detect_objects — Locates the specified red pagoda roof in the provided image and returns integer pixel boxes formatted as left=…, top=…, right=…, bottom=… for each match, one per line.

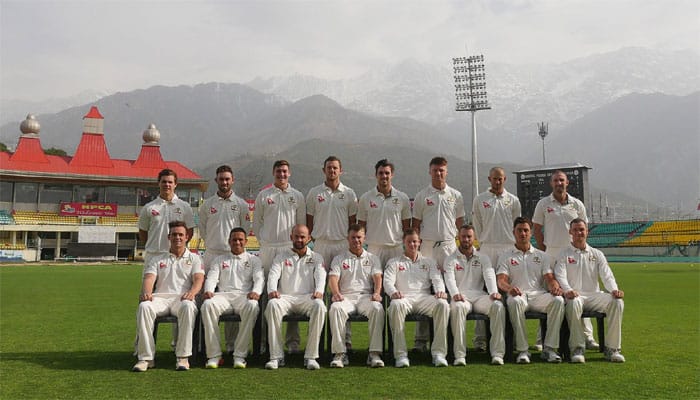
left=0, top=106, right=203, bottom=182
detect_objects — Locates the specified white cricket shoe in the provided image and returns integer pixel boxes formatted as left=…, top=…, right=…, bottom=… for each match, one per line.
left=516, top=351, right=531, bottom=364
left=205, top=357, right=220, bottom=369
left=367, top=352, right=385, bottom=368
left=571, top=347, right=586, bottom=364
left=395, top=356, right=410, bottom=368
left=131, top=360, right=154, bottom=372
left=433, top=354, right=448, bottom=367
left=330, top=353, right=345, bottom=368
left=305, top=358, right=320, bottom=370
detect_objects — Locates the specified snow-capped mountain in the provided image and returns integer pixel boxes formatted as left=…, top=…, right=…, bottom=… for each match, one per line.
left=248, top=47, right=700, bottom=132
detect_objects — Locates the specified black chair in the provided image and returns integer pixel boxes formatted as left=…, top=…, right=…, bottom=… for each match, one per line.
left=447, top=312, right=491, bottom=358
left=153, top=314, right=200, bottom=359
left=386, top=311, right=434, bottom=359
left=278, top=313, right=326, bottom=356
left=326, top=308, right=386, bottom=355
left=560, top=311, right=606, bottom=360
left=504, top=310, right=548, bottom=362
left=197, top=309, right=264, bottom=358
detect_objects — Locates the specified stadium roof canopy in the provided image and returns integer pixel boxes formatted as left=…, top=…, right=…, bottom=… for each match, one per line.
left=0, top=106, right=206, bottom=188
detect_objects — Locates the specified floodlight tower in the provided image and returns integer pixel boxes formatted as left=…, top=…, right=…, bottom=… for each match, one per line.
left=538, top=122, right=548, bottom=165
left=453, top=54, right=491, bottom=198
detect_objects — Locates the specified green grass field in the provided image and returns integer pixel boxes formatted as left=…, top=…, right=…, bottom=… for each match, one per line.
left=1, top=262, right=698, bottom=399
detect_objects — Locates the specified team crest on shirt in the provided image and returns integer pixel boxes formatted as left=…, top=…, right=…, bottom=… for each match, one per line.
left=338, top=193, right=345, bottom=200
left=392, top=198, right=400, bottom=205
left=342, top=262, right=350, bottom=270
left=567, top=256, right=577, bottom=264
left=305, top=257, right=316, bottom=264
left=362, top=259, right=371, bottom=266
left=510, top=258, right=519, bottom=266
left=151, top=208, right=160, bottom=216
left=210, top=207, right=218, bottom=214
left=222, top=261, right=230, bottom=269
left=589, top=255, right=597, bottom=262
left=473, top=259, right=482, bottom=267
left=159, top=261, right=166, bottom=269
left=426, top=198, right=434, bottom=206
left=243, top=261, right=250, bottom=268
left=546, top=207, right=555, bottom=213
left=175, top=208, right=183, bottom=215
left=455, top=263, right=464, bottom=271
left=398, top=264, right=406, bottom=271
left=288, top=197, right=296, bottom=205
left=369, top=201, right=378, bottom=208
left=420, top=263, right=428, bottom=271
left=482, top=201, right=491, bottom=209
left=231, top=205, right=239, bottom=212
left=532, top=256, right=542, bottom=265
left=284, top=259, right=292, bottom=267
left=266, top=198, right=275, bottom=205
left=317, top=194, right=325, bottom=203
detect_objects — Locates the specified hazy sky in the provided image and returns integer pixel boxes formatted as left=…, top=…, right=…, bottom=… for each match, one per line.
left=1, top=0, right=698, bottom=101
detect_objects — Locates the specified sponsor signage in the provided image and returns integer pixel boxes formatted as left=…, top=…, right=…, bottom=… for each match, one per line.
left=60, top=202, right=118, bottom=217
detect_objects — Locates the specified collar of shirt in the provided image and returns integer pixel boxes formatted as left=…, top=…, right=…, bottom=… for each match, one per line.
left=374, top=187, right=395, bottom=198
left=456, top=246, right=478, bottom=261
left=323, top=181, right=348, bottom=193
left=570, top=243, right=591, bottom=254
left=156, top=194, right=180, bottom=205
left=428, top=184, right=449, bottom=194
left=168, top=248, right=192, bottom=260
left=512, top=245, right=535, bottom=256
left=488, top=188, right=507, bottom=198
left=347, top=249, right=367, bottom=259
left=398, top=252, right=425, bottom=264
left=217, top=191, right=236, bottom=201
left=231, top=251, right=248, bottom=260
left=548, top=193, right=570, bottom=205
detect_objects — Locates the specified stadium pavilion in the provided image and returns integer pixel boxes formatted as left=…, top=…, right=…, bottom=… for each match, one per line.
left=0, top=106, right=208, bottom=262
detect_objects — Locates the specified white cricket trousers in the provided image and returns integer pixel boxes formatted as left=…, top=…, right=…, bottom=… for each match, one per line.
left=201, top=293, right=260, bottom=359
left=471, top=243, right=512, bottom=344
left=136, top=295, right=198, bottom=360
left=506, top=292, right=565, bottom=351
left=202, top=249, right=239, bottom=351
left=265, top=295, right=327, bottom=360
left=388, top=294, right=449, bottom=359
left=450, top=295, right=506, bottom=358
left=546, top=246, right=594, bottom=340
left=566, top=292, right=623, bottom=350
left=260, top=243, right=299, bottom=350
left=415, top=240, right=456, bottom=343
left=329, top=295, right=385, bottom=354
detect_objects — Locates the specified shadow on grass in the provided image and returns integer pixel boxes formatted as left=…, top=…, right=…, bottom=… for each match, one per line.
left=2, top=351, right=144, bottom=371
left=1, top=347, right=606, bottom=372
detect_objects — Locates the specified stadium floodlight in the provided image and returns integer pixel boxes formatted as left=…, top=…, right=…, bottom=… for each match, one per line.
left=538, top=122, right=548, bottom=165
left=453, top=54, right=491, bottom=198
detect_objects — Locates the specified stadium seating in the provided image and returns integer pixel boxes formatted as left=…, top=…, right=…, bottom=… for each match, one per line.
left=11, top=210, right=78, bottom=225
left=98, top=214, right=138, bottom=226
left=622, top=219, right=700, bottom=247
left=0, top=210, right=15, bottom=225
left=0, top=243, right=26, bottom=250
left=587, top=222, right=650, bottom=247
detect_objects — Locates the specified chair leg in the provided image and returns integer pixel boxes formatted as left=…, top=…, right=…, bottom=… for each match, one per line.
left=596, top=317, right=605, bottom=353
